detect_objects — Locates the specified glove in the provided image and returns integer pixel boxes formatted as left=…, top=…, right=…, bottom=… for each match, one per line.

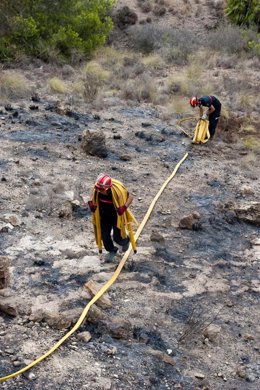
left=201, top=114, right=208, bottom=120
left=117, top=205, right=127, bottom=216
left=88, top=200, right=96, bottom=212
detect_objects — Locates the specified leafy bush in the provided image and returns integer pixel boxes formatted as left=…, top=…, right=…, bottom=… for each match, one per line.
left=241, top=29, right=260, bottom=56
left=225, top=0, right=260, bottom=30
left=0, top=0, right=115, bottom=62
left=127, top=25, right=199, bottom=64
left=207, top=23, right=247, bottom=54
left=127, top=25, right=162, bottom=53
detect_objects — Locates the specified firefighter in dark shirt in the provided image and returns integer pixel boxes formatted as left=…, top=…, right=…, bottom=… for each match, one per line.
left=190, top=95, right=221, bottom=138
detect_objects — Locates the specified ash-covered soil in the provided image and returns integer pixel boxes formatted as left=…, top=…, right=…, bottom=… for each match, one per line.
left=0, top=88, right=259, bottom=390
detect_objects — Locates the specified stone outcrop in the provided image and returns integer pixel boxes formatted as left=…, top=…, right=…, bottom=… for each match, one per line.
left=0, top=256, right=10, bottom=289
left=81, top=130, right=108, bottom=158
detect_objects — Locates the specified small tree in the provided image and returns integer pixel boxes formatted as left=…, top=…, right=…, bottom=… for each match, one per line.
left=225, top=0, right=260, bottom=30
left=0, top=0, right=115, bottom=62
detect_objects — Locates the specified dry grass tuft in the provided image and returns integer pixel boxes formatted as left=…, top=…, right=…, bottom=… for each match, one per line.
left=242, top=136, right=260, bottom=150
left=71, top=60, right=112, bottom=103
left=48, top=77, right=66, bottom=94
left=160, top=97, right=188, bottom=120
left=239, top=123, right=257, bottom=134
left=237, top=93, right=256, bottom=111
left=165, top=62, right=213, bottom=98
left=141, top=53, right=166, bottom=70
left=93, top=47, right=131, bottom=67
left=121, top=75, right=158, bottom=103
left=0, top=71, right=32, bottom=99
left=82, top=61, right=111, bottom=82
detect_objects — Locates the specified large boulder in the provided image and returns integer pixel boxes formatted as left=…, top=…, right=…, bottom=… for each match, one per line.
left=179, top=212, right=201, bottom=230
left=81, top=130, right=108, bottom=158
left=233, top=202, right=260, bottom=226
left=0, top=256, right=10, bottom=289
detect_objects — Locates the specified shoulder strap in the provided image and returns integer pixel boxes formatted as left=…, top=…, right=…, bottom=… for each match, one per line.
left=209, top=96, right=212, bottom=105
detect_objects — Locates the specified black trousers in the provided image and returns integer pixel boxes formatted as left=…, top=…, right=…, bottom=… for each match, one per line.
left=209, top=110, right=221, bottom=138
left=100, top=213, right=129, bottom=252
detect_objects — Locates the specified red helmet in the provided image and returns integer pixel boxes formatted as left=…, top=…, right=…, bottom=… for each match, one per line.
left=95, top=174, right=112, bottom=190
left=190, top=97, right=198, bottom=107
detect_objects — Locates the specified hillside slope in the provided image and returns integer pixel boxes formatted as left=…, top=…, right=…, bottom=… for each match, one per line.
left=0, top=1, right=259, bottom=389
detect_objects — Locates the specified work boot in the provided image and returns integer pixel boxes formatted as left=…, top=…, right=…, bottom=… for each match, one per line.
left=122, top=241, right=129, bottom=252
left=104, top=247, right=118, bottom=263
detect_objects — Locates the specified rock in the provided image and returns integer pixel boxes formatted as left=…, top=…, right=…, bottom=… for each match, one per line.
left=101, top=318, right=132, bottom=339
left=1, top=214, right=22, bottom=226
left=233, top=202, right=260, bottom=226
left=153, top=5, right=166, bottom=17
left=243, top=333, right=254, bottom=341
left=0, top=300, right=18, bottom=316
left=62, top=190, right=75, bottom=201
left=224, top=210, right=237, bottom=224
left=5, top=348, right=15, bottom=354
left=147, top=348, right=176, bottom=366
left=13, top=360, right=22, bottom=367
left=44, top=312, right=72, bottom=330
left=84, top=280, right=112, bottom=309
left=23, top=371, right=36, bottom=380
left=58, top=201, right=73, bottom=219
left=135, top=130, right=165, bottom=144
left=0, top=222, right=14, bottom=232
left=150, top=231, right=165, bottom=243
left=88, top=305, right=107, bottom=324
left=77, top=331, right=92, bottom=343
left=179, top=212, right=201, bottom=230
left=119, top=154, right=131, bottom=161
left=240, top=185, right=254, bottom=196
left=94, top=377, right=112, bottom=390
left=29, top=309, right=44, bottom=323
left=0, top=256, right=10, bottom=289
left=236, top=366, right=247, bottom=379
left=31, top=93, right=40, bottom=102
left=106, top=346, right=117, bottom=355
left=81, top=130, right=108, bottom=158
left=113, top=134, right=122, bottom=139
left=203, top=324, right=221, bottom=341
left=194, top=372, right=205, bottom=379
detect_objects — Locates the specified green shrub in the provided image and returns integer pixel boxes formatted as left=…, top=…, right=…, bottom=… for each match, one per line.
left=241, top=29, right=260, bottom=56
left=225, top=0, right=260, bottom=30
left=0, top=0, right=115, bottom=62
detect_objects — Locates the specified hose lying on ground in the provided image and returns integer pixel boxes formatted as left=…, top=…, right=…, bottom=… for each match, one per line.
left=0, top=152, right=189, bottom=382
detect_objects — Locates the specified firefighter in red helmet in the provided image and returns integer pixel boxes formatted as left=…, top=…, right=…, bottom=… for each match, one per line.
left=88, top=174, right=135, bottom=261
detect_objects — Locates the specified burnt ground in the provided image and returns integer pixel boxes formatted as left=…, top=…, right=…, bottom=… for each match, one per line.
left=0, top=92, right=259, bottom=390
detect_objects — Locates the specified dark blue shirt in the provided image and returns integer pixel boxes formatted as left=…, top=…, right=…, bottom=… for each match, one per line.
left=198, top=96, right=221, bottom=114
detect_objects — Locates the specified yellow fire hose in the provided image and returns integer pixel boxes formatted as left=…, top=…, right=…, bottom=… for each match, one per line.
left=176, top=117, right=195, bottom=138
left=0, top=152, right=188, bottom=383
left=176, top=117, right=210, bottom=144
